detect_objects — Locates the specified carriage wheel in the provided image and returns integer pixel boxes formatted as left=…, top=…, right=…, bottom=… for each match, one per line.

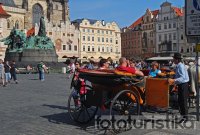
left=68, top=85, right=98, bottom=124
left=110, top=90, right=140, bottom=132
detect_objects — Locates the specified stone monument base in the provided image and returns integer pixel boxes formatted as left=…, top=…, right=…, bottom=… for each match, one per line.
left=5, top=49, right=58, bottom=62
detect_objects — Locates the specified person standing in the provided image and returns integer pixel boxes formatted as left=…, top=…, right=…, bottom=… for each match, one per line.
left=4, top=61, right=11, bottom=85
left=10, top=61, right=18, bottom=84
left=168, top=53, right=189, bottom=123
left=37, top=62, right=48, bottom=81
left=0, top=59, right=5, bottom=87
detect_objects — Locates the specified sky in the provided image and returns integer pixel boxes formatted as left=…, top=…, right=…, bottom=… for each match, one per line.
left=69, top=0, right=184, bottom=28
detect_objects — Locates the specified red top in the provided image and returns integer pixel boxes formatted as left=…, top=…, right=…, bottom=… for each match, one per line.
left=116, top=66, right=136, bottom=74
left=0, top=3, right=10, bottom=18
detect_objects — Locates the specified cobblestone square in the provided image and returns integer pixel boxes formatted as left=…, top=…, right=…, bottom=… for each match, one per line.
left=0, top=74, right=200, bottom=135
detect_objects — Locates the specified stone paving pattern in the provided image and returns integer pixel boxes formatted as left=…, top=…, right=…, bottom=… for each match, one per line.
left=0, top=74, right=200, bottom=135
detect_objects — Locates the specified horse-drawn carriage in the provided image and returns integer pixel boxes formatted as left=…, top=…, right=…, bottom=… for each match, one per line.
left=67, top=69, right=177, bottom=124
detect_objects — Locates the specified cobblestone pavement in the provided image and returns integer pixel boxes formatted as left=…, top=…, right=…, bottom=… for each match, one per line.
left=0, top=74, right=200, bottom=135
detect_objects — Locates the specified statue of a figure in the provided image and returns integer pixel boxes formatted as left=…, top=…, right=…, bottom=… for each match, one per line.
left=0, top=27, right=26, bottom=52
left=38, top=16, right=46, bottom=37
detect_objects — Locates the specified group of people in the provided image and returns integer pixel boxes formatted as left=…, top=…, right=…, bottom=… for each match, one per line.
left=71, top=53, right=193, bottom=124
left=0, top=59, right=18, bottom=87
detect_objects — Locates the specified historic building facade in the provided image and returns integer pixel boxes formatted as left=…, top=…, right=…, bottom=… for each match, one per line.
left=72, top=19, right=121, bottom=62
left=121, top=27, right=142, bottom=59
left=141, top=9, right=158, bottom=58
left=0, top=0, right=79, bottom=61
left=155, top=1, right=195, bottom=57
left=122, top=8, right=158, bottom=60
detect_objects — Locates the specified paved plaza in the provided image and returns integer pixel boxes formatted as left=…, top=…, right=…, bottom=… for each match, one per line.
left=0, top=74, right=200, bottom=135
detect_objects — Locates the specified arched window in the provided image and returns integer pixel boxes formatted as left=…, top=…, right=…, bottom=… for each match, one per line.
left=11, top=20, right=14, bottom=28
left=7, top=20, right=10, bottom=28
left=32, top=3, right=44, bottom=26
left=15, top=21, right=19, bottom=29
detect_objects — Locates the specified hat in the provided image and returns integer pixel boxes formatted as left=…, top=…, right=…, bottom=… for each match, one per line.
left=173, top=53, right=183, bottom=59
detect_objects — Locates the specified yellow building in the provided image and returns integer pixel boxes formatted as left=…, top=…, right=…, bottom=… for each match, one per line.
left=72, top=19, right=121, bottom=62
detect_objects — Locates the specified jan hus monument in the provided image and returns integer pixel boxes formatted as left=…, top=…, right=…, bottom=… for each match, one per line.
left=1, top=17, right=58, bottom=62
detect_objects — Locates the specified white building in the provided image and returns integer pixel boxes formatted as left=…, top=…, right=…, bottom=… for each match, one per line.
left=72, top=19, right=121, bottom=62
left=156, top=1, right=195, bottom=57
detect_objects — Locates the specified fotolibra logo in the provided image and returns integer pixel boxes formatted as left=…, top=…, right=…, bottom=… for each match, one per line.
left=95, top=114, right=197, bottom=130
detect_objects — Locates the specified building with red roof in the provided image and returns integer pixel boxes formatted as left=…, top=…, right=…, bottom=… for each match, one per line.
left=155, top=1, right=195, bottom=57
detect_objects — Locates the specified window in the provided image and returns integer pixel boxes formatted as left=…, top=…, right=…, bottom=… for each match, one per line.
left=173, top=33, right=176, bottom=40
left=63, top=45, right=66, bottom=50
left=98, top=46, right=100, bottom=52
left=15, top=21, right=19, bottom=29
left=102, top=47, right=104, bottom=52
left=180, top=24, right=183, bottom=29
left=98, top=30, right=100, bottom=33
left=92, top=46, right=95, bottom=52
left=83, top=29, right=85, bottom=32
left=173, top=23, right=176, bottom=28
left=169, top=23, right=172, bottom=29
left=71, top=34, right=74, bottom=37
left=164, top=23, right=167, bottom=29
left=74, top=45, right=77, bottom=51
left=164, top=34, right=167, bottom=41
left=173, top=43, right=177, bottom=51
left=88, top=46, right=90, bottom=51
left=7, top=20, right=10, bottom=28
left=181, top=47, right=184, bottom=53
left=187, top=48, right=189, bottom=53
left=49, top=32, right=52, bottom=35
left=88, top=29, right=90, bottom=33
left=110, top=31, right=112, bottom=35
left=106, top=31, right=108, bottom=34
left=102, top=30, right=104, bottom=34
left=102, top=38, right=104, bottom=42
left=110, top=47, right=113, bottom=52
left=83, top=45, right=85, bottom=51
left=116, top=40, right=118, bottom=44
left=83, top=36, right=85, bottom=41
left=69, top=45, right=72, bottom=51
left=88, top=36, right=90, bottom=41
left=92, top=37, right=94, bottom=41
left=110, top=38, right=112, bottom=43
left=158, top=25, right=161, bottom=30
left=193, top=46, right=196, bottom=52
left=92, top=29, right=94, bottom=33
left=106, top=38, right=108, bottom=42
left=169, top=33, right=172, bottom=41
left=63, top=33, right=65, bottom=36
left=181, top=34, right=184, bottom=40
left=116, top=48, right=118, bottom=53
left=98, top=37, right=100, bottom=42
left=159, top=35, right=162, bottom=42
left=55, top=5, right=58, bottom=10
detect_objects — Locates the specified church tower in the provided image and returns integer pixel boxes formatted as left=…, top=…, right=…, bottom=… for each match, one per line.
left=22, top=0, right=28, bottom=10
left=62, top=0, right=70, bottom=22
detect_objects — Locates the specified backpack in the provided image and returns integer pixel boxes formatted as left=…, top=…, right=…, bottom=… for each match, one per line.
left=37, top=63, right=43, bottom=71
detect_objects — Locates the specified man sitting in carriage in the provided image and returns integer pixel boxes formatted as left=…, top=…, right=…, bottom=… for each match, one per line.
left=116, top=57, right=144, bottom=76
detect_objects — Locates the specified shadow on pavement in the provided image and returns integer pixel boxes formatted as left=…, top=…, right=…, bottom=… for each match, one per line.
left=42, top=104, right=68, bottom=110
left=41, top=112, right=107, bottom=134
left=29, top=79, right=39, bottom=80
left=41, top=104, right=108, bottom=134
